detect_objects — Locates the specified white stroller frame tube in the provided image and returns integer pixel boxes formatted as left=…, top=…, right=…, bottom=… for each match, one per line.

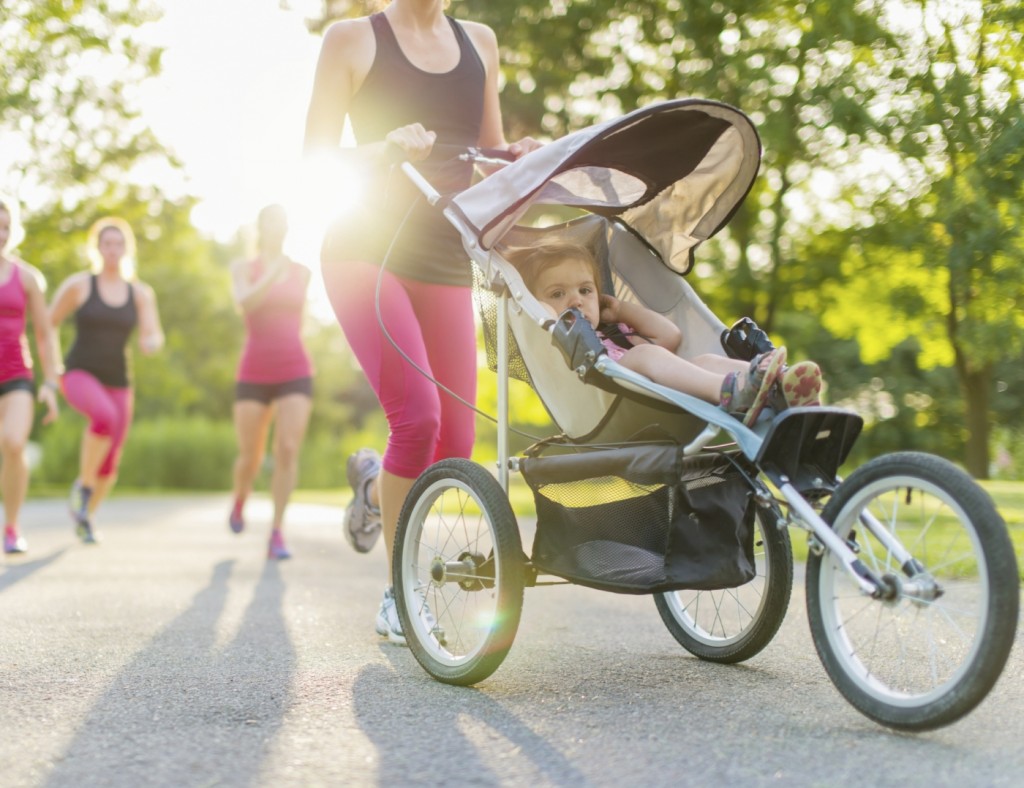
left=496, top=288, right=511, bottom=493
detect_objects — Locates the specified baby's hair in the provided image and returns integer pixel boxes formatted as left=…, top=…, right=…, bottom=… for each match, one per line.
left=507, top=240, right=599, bottom=293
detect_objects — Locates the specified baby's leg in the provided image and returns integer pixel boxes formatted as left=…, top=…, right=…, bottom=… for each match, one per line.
left=619, top=344, right=725, bottom=403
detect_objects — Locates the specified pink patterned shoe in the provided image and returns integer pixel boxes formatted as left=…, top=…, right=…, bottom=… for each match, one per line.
left=721, top=347, right=787, bottom=426
left=781, top=361, right=822, bottom=407
left=267, top=530, right=291, bottom=560
left=3, top=525, right=27, bottom=554
left=229, top=500, right=245, bottom=534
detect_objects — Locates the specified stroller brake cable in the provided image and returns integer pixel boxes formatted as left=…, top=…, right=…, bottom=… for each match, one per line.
left=374, top=190, right=547, bottom=444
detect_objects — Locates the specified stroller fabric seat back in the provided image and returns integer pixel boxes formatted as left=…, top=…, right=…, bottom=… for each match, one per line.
left=476, top=214, right=727, bottom=444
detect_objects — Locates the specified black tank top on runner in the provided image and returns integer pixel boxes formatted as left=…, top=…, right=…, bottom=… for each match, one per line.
left=65, top=275, right=138, bottom=387
left=325, top=13, right=486, bottom=286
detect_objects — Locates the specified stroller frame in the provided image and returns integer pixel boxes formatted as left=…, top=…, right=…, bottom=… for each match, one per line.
left=389, top=101, right=1019, bottom=732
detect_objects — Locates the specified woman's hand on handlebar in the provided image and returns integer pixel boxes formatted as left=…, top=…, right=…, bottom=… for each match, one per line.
left=385, top=123, right=437, bottom=163
left=506, top=136, right=543, bottom=159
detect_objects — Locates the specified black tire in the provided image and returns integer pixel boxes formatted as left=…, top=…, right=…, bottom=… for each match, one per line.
left=655, top=507, right=793, bottom=663
left=393, top=459, right=525, bottom=685
left=806, top=452, right=1020, bottom=731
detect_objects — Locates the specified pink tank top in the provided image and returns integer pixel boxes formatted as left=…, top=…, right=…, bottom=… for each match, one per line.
left=237, top=259, right=313, bottom=382
left=236, top=260, right=313, bottom=384
left=0, top=262, right=33, bottom=384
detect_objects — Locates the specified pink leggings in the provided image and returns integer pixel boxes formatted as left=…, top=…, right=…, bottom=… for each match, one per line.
left=61, top=370, right=134, bottom=478
left=323, top=261, right=477, bottom=479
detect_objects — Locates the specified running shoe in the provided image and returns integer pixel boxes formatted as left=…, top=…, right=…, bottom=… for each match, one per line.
left=344, top=448, right=382, bottom=554
left=780, top=360, right=823, bottom=407
left=75, top=520, right=98, bottom=545
left=375, top=586, right=406, bottom=645
left=68, top=481, right=98, bottom=545
left=3, top=526, right=27, bottom=554
left=375, top=586, right=445, bottom=646
left=267, top=530, right=291, bottom=560
left=229, top=500, right=245, bottom=534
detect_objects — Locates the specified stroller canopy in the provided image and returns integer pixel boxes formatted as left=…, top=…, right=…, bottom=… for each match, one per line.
left=451, top=99, right=761, bottom=274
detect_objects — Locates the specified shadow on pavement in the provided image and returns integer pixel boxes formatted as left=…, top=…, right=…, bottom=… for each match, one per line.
left=0, top=549, right=68, bottom=595
left=353, top=653, right=587, bottom=786
left=45, top=559, right=295, bottom=787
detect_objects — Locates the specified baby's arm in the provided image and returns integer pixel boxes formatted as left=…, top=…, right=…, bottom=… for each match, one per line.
left=600, top=295, right=681, bottom=352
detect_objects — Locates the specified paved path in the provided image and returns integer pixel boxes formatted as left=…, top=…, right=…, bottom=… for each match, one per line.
left=2, top=494, right=1022, bottom=787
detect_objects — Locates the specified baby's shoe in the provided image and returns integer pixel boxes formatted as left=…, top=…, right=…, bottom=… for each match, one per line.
left=720, top=347, right=787, bottom=426
left=780, top=361, right=822, bottom=407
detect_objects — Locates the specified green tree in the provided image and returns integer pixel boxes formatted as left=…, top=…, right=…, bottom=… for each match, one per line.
left=0, top=0, right=167, bottom=201
left=804, top=0, right=1024, bottom=477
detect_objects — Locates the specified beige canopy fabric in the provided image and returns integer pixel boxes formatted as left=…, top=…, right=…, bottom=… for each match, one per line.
left=450, top=99, right=761, bottom=273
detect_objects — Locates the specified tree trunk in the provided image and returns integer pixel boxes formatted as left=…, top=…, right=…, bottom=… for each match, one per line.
left=960, top=365, right=992, bottom=479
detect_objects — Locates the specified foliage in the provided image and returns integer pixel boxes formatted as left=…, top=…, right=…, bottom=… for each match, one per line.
left=0, top=0, right=168, bottom=203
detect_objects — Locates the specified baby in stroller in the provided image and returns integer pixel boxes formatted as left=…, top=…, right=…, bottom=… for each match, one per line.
left=509, top=240, right=822, bottom=426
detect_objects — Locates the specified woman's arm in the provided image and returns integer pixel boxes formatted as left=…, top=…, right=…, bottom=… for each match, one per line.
left=231, top=257, right=288, bottom=314
left=134, top=281, right=164, bottom=355
left=465, top=21, right=542, bottom=159
left=48, top=273, right=88, bottom=389
left=600, top=295, right=682, bottom=352
left=303, top=19, right=414, bottom=164
left=21, top=264, right=59, bottom=423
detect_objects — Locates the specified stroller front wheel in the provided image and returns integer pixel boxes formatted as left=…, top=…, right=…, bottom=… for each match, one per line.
left=394, top=458, right=525, bottom=685
left=806, top=452, right=1019, bottom=731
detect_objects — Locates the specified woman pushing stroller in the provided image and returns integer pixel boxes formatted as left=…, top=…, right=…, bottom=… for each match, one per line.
left=510, top=241, right=823, bottom=425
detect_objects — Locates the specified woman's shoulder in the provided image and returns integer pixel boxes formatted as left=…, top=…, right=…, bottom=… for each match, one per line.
left=131, top=279, right=157, bottom=302
left=322, top=15, right=375, bottom=51
left=457, top=18, right=498, bottom=49
left=59, top=270, right=92, bottom=290
left=13, top=258, right=47, bottom=293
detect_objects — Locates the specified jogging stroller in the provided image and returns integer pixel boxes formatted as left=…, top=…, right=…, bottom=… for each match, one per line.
left=388, top=99, right=1019, bottom=731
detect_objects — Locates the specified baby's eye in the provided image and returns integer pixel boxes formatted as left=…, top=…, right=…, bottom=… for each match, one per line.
left=580, top=286, right=594, bottom=296
left=549, top=289, right=565, bottom=299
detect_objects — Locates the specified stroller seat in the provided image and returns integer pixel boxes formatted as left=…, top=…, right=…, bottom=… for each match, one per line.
left=476, top=213, right=730, bottom=446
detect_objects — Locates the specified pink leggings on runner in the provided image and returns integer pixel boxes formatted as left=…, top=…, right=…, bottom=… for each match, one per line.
left=61, top=370, right=134, bottom=478
left=323, top=261, right=477, bottom=479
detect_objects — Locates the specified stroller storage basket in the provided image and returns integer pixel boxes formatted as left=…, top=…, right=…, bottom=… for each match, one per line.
left=520, top=447, right=756, bottom=594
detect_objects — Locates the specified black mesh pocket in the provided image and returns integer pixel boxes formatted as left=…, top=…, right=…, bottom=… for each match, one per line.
left=522, top=447, right=755, bottom=594
left=665, top=461, right=757, bottom=590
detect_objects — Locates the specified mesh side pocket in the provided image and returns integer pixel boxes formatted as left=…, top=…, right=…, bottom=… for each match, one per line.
left=522, top=447, right=756, bottom=594
left=473, top=267, right=534, bottom=386
left=664, top=464, right=756, bottom=590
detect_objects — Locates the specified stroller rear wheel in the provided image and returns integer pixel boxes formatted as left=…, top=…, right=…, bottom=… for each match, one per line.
left=394, top=458, right=525, bottom=685
left=654, top=507, right=793, bottom=662
left=806, top=452, right=1019, bottom=731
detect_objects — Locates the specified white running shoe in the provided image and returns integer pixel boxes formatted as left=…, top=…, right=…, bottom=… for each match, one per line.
left=375, top=586, right=406, bottom=645
left=375, top=586, right=445, bottom=647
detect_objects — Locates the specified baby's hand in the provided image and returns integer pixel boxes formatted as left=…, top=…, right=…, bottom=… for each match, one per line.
left=599, top=294, right=620, bottom=323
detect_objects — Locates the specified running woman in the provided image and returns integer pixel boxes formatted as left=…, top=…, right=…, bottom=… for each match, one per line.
left=228, top=204, right=314, bottom=560
left=0, top=197, right=60, bottom=555
left=303, top=0, right=541, bottom=643
left=49, top=217, right=164, bottom=544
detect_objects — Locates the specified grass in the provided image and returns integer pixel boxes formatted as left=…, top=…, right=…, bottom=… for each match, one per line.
left=33, top=475, right=1024, bottom=577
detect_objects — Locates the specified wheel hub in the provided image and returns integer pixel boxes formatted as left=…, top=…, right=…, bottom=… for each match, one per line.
left=429, top=552, right=490, bottom=591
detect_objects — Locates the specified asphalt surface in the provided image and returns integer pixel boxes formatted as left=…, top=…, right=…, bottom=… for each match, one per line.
left=2, top=494, right=1022, bottom=787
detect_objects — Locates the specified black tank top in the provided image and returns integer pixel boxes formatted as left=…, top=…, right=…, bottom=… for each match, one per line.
left=65, top=275, right=138, bottom=387
left=335, top=13, right=486, bottom=285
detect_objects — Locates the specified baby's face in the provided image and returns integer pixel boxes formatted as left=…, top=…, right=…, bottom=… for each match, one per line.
left=532, top=257, right=600, bottom=327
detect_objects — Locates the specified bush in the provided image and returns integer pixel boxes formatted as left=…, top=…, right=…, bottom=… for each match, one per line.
left=29, top=414, right=388, bottom=492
